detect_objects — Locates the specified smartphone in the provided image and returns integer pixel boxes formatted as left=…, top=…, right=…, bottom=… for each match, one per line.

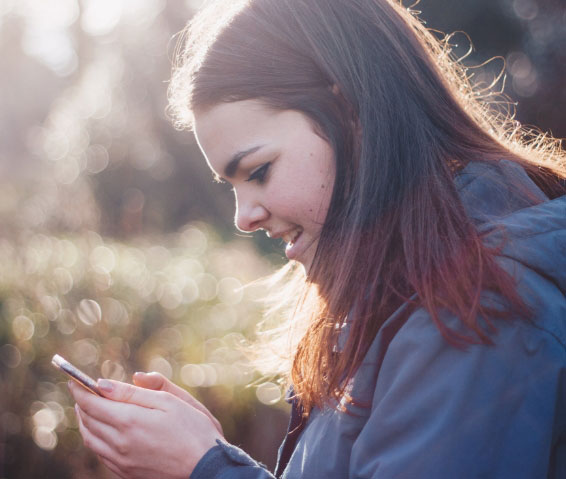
left=52, top=354, right=102, bottom=396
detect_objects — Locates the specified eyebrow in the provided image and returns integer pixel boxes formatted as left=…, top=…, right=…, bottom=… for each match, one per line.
left=224, top=145, right=263, bottom=178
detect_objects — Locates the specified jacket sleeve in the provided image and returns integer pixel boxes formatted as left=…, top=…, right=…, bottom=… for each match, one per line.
left=348, top=303, right=565, bottom=479
left=190, top=440, right=276, bottom=479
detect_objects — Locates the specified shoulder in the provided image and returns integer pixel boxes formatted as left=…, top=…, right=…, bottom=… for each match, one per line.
left=347, top=296, right=566, bottom=478
left=482, top=193, right=566, bottom=349
left=456, top=159, right=566, bottom=348
left=380, top=300, right=564, bottom=390
left=369, top=159, right=566, bottom=403
left=377, top=248, right=566, bottom=399
left=345, top=162, right=566, bottom=477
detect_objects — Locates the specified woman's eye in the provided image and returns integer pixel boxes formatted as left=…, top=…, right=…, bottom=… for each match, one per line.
left=245, top=163, right=271, bottom=184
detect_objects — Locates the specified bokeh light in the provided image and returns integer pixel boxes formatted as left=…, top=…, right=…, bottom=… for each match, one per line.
left=12, top=315, right=35, bottom=341
left=56, top=309, right=77, bottom=335
left=148, top=356, right=173, bottom=379
left=76, top=299, right=102, bottom=326
left=181, top=364, right=205, bottom=388
left=0, top=344, right=22, bottom=368
left=71, top=339, right=100, bottom=366
left=256, top=382, right=282, bottom=406
left=33, top=427, right=58, bottom=451
left=101, top=359, right=126, bottom=381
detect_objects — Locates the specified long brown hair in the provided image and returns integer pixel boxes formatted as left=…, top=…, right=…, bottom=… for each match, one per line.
left=168, top=0, right=566, bottom=414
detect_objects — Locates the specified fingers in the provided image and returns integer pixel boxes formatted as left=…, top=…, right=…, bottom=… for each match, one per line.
left=75, top=403, right=119, bottom=449
left=69, top=381, right=121, bottom=428
left=72, top=376, right=224, bottom=478
left=133, top=372, right=224, bottom=436
left=95, top=378, right=168, bottom=410
left=99, top=457, right=126, bottom=479
left=69, top=381, right=151, bottom=429
left=75, top=404, right=117, bottom=463
left=99, top=456, right=126, bottom=479
left=132, top=371, right=166, bottom=390
left=75, top=403, right=142, bottom=478
left=133, top=372, right=191, bottom=401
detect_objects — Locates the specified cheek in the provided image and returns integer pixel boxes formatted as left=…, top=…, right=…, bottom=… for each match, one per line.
left=310, top=160, right=335, bottom=218
left=315, top=185, right=333, bottom=223
left=301, top=182, right=333, bottom=226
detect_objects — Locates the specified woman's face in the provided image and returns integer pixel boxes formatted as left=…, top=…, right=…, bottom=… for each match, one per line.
left=194, top=99, right=335, bottom=271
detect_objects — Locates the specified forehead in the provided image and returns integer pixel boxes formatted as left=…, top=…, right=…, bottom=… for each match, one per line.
left=194, top=100, right=275, bottom=166
left=194, top=100, right=270, bottom=138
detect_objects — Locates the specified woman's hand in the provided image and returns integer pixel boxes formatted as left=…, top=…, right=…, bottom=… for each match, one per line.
left=68, top=378, right=224, bottom=479
left=131, top=371, right=223, bottom=436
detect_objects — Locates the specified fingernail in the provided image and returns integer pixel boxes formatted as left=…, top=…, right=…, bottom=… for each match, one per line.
left=98, top=379, right=113, bottom=392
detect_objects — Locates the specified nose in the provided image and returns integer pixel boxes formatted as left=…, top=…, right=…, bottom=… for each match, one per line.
left=234, top=193, right=269, bottom=233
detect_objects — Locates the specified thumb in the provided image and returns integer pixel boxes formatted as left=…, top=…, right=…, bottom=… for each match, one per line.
left=132, top=372, right=190, bottom=401
left=96, top=378, right=166, bottom=410
left=133, top=372, right=197, bottom=406
left=132, top=371, right=166, bottom=391
left=133, top=372, right=224, bottom=436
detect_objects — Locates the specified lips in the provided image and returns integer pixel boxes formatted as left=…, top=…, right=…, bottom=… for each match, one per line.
left=267, top=227, right=305, bottom=260
left=284, top=230, right=304, bottom=260
left=281, top=228, right=302, bottom=245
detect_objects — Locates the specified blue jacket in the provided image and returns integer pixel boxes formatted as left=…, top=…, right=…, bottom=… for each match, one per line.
left=191, top=160, right=566, bottom=478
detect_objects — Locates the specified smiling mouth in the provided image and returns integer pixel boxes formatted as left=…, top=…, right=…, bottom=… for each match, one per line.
left=282, top=228, right=302, bottom=246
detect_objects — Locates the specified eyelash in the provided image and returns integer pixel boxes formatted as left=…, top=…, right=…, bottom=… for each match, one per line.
left=245, top=163, right=271, bottom=184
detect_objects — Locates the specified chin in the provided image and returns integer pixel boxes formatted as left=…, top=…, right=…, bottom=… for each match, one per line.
left=300, top=257, right=315, bottom=278
left=290, top=244, right=317, bottom=278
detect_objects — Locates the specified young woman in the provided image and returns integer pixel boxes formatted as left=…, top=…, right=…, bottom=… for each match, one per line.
left=69, top=0, right=566, bottom=477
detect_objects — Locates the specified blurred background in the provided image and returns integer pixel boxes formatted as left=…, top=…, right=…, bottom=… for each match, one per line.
left=0, top=0, right=564, bottom=477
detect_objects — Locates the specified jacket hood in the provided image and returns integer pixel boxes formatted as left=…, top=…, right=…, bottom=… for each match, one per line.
left=456, top=160, right=566, bottom=295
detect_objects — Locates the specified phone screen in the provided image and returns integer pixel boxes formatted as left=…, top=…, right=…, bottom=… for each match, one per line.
left=52, top=354, right=102, bottom=396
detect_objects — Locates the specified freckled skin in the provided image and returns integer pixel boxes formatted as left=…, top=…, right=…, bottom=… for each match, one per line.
left=194, top=100, right=336, bottom=271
